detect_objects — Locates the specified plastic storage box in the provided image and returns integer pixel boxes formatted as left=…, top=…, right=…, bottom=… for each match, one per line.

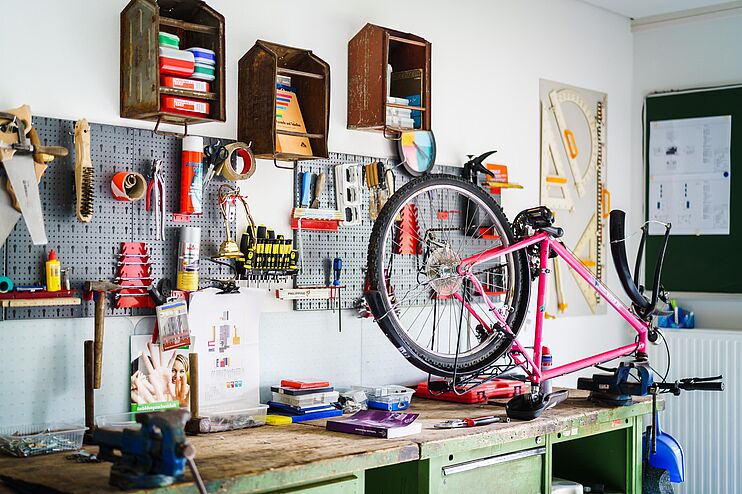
left=161, top=76, right=210, bottom=93
left=272, top=391, right=339, bottom=408
left=159, top=31, right=180, bottom=48
left=98, top=405, right=268, bottom=434
left=160, top=96, right=209, bottom=117
left=0, top=423, right=87, bottom=457
left=159, top=46, right=195, bottom=77
left=353, top=385, right=415, bottom=411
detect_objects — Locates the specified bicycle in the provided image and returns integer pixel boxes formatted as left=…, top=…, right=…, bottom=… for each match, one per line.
left=364, top=166, right=723, bottom=421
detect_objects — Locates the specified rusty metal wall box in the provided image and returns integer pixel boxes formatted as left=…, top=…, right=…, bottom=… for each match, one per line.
left=238, top=41, right=330, bottom=161
left=120, top=0, right=226, bottom=126
left=347, top=23, right=431, bottom=133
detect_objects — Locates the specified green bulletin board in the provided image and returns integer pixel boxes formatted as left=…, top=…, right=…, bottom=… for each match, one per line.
left=645, top=86, right=741, bottom=293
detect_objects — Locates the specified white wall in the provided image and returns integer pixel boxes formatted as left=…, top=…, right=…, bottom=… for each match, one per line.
left=0, top=0, right=636, bottom=426
left=632, top=10, right=742, bottom=330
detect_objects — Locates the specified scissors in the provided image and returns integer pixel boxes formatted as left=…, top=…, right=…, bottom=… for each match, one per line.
left=203, top=141, right=228, bottom=190
left=146, top=158, right=165, bottom=240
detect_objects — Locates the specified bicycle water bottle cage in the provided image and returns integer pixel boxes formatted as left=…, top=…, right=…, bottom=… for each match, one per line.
left=609, top=210, right=670, bottom=320
left=513, top=207, right=564, bottom=240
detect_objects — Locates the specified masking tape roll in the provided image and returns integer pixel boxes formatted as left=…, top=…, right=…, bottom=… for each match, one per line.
left=111, top=171, right=146, bottom=202
left=220, top=142, right=256, bottom=181
left=0, top=276, right=14, bottom=293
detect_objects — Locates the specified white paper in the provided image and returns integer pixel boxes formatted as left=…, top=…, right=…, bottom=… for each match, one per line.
left=648, top=115, right=731, bottom=235
left=188, top=288, right=264, bottom=410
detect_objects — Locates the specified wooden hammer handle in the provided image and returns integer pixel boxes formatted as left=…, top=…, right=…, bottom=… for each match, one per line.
left=93, top=292, right=105, bottom=389
left=189, top=352, right=199, bottom=418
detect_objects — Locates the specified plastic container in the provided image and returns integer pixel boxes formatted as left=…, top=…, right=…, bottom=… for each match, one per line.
left=161, top=95, right=209, bottom=117
left=272, top=390, right=339, bottom=408
left=191, top=63, right=216, bottom=82
left=352, top=385, right=415, bottom=411
left=159, top=31, right=180, bottom=48
left=96, top=411, right=147, bottom=430
left=161, top=76, right=209, bottom=93
left=186, top=47, right=216, bottom=65
left=159, top=46, right=195, bottom=77
left=0, top=423, right=87, bottom=457
left=195, top=405, right=268, bottom=432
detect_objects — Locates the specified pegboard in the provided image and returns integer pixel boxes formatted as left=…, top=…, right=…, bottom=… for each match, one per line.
left=1, top=116, right=236, bottom=320
left=292, top=154, right=501, bottom=311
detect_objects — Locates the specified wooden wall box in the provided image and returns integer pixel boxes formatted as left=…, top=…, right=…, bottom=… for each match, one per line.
left=120, top=0, right=226, bottom=126
left=348, top=23, right=431, bottom=133
left=238, top=41, right=330, bottom=161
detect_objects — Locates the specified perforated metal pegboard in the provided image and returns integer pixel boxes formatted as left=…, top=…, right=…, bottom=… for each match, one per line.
left=292, top=154, right=499, bottom=311
left=2, top=116, right=235, bottom=320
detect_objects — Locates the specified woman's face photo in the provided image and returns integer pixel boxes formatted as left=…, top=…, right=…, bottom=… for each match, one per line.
left=172, top=358, right=187, bottom=384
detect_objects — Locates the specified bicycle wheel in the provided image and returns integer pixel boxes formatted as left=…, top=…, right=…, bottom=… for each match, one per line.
left=366, top=174, right=530, bottom=378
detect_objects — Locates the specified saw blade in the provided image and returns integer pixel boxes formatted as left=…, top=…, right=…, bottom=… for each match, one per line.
left=2, top=153, right=47, bottom=244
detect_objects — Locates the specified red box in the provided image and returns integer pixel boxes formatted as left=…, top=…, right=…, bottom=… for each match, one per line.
left=416, top=378, right=525, bottom=404
left=161, top=76, right=209, bottom=93
left=160, top=96, right=209, bottom=117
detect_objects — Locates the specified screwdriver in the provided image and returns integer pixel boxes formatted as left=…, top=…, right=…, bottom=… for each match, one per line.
left=333, top=257, right=342, bottom=286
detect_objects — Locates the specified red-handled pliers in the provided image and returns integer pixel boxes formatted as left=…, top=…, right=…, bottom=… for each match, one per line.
left=434, top=415, right=510, bottom=428
left=146, top=158, right=165, bottom=240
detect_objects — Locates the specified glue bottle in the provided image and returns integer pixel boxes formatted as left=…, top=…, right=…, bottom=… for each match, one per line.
left=177, top=226, right=201, bottom=291
left=540, top=346, right=553, bottom=396
left=45, top=249, right=61, bottom=292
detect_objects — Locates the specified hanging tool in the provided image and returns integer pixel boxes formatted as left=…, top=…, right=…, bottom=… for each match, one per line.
left=0, top=106, right=64, bottom=244
left=146, top=159, right=165, bottom=240
left=300, top=171, right=314, bottom=208
left=74, top=119, right=94, bottom=223
left=309, top=171, right=326, bottom=209
left=84, top=280, right=123, bottom=389
left=202, top=141, right=228, bottom=190
left=94, top=409, right=207, bottom=493
left=365, top=162, right=381, bottom=220
left=333, top=257, right=342, bottom=286
left=434, top=415, right=510, bottom=429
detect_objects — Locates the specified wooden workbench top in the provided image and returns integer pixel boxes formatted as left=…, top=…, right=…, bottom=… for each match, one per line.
left=0, top=390, right=656, bottom=493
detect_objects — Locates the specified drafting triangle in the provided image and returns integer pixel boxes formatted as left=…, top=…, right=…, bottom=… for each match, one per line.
left=541, top=106, right=575, bottom=211
left=569, top=213, right=602, bottom=313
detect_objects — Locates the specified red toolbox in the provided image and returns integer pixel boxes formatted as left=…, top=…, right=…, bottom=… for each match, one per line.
left=416, top=378, right=526, bottom=403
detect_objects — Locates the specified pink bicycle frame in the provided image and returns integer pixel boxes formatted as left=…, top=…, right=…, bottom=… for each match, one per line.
left=456, top=231, right=649, bottom=387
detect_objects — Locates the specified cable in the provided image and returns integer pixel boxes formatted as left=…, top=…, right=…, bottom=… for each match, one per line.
left=659, top=330, right=671, bottom=382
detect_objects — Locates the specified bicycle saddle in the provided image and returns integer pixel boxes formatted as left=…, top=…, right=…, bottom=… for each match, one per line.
left=609, top=210, right=670, bottom=319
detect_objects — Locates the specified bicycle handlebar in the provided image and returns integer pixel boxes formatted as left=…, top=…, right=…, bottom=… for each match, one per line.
left=653, top=375, right=724, bottom=394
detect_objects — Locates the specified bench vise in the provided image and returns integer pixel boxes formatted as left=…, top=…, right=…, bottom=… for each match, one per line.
left=577, top=360, right=654, bottom=406
left=93, top=409, right=205, bottom=491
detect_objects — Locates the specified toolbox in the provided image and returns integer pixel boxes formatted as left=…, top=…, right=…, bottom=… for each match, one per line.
left=416, top=378, right=526, bottom=404
left=158, top=46, right=195, bottom=77
left=271, top=391, right=339, bottom=408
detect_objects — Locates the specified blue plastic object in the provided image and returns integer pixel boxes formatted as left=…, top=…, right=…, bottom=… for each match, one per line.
left=643, top=414, right=685, bottom=483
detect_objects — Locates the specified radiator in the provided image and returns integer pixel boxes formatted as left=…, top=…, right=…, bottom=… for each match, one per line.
left=649, top=328, right=740, bottom=494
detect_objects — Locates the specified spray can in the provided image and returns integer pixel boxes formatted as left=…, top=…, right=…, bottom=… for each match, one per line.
left=540, top=346, right=553, bottom=396
left=180, top=135, right=203, bottom=215
left=177, top=226, right=201, bottom=291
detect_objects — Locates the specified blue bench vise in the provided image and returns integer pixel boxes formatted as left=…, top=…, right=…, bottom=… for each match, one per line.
left=577, top=360, right=654, bottom=406
left=93, top=409, right=203, bottom=490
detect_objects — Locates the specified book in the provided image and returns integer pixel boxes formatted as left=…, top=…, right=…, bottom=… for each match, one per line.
left=267, top=401, right=337, bottom=415
left=326, top=410, right=421, bottom=439
left=275, top=87, right=313, bottom=157
left=271, top=385, right=334, bottom=396
left=280, top=379, right=331, bottom=389
left=270, top=407, right=343, bottom=422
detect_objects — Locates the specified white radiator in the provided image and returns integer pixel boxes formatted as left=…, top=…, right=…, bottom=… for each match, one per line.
left=649, top=328, right=741, bottom=494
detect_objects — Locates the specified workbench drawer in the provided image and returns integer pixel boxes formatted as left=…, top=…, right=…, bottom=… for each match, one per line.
left=434, top=447, right=545, bottom=494
left=266, top=474, right=361, bottom=494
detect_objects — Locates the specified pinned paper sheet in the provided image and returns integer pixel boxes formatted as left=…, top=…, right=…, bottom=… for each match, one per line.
left=648, top=115, right=731, bottom=235
left=189, top=288, right=265, bottom=408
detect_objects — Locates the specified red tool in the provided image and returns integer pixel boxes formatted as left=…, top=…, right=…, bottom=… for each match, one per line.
left=394, top=204, right=420, bottom=255
left=434, top=415, right=510, bottom=429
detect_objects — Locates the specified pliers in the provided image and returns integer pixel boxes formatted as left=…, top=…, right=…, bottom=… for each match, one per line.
left=146, top=158, right=165, bottom=240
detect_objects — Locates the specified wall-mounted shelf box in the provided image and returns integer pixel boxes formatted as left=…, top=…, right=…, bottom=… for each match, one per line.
left=238, top=41, right=330, bottom=161
left=347, top=23, right=431, bottom=134
left=120, top=0, right=226, bottom=126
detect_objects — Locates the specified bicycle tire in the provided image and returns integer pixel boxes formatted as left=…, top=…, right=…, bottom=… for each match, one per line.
left=366, top=174, right=530, bottom=377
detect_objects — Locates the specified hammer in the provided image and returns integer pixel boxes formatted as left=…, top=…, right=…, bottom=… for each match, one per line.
left=85, top=280, right=122, bottom=389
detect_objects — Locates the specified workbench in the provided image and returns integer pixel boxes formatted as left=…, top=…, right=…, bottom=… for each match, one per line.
left=0, top=390, right=656, bottom=494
